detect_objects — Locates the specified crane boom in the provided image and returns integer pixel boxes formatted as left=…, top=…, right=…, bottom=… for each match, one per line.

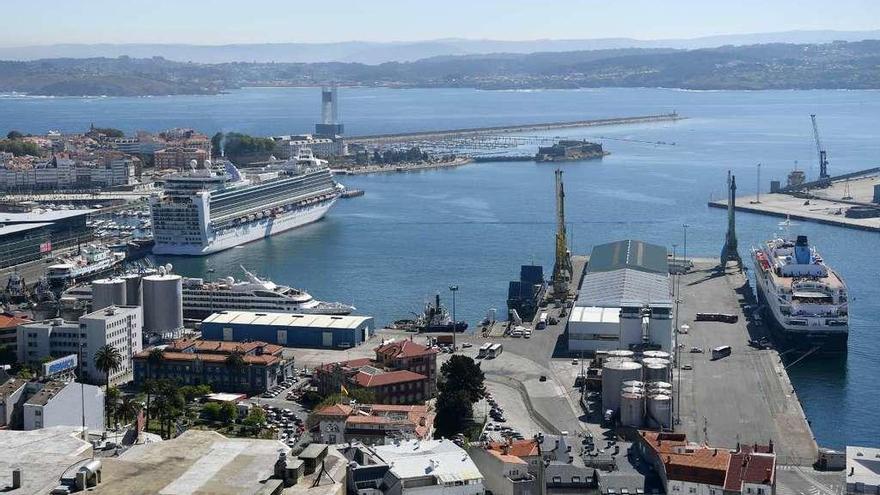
left=810, top=114, right=829, bottom=179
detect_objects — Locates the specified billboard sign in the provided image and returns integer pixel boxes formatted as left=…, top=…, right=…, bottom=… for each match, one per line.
left=42, top=354, right=78, bottom=377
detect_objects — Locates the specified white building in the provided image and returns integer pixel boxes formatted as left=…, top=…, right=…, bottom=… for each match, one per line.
left=568, top=240, right=674, bottom=353
left=0, top=155, right=135, bottom=191
left=373, top=439, right=485, bottom=495
left=847, top=446, right=880, bottom=495
left=22, top=380, right=104, bottom=432
left=17, top=305, right=143, bottom=386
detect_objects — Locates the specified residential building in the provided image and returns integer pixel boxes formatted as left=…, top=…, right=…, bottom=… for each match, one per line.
left=22, top=380, right=104, bottom=431
left=0, top=377, right=27, bottom=427
left=341, top=439, right=484, bottom=495
left=635, top=431, right=776, bottom=495
left=310, top=403, right=434, bottom=445
left=567, top=240, right=673, bottom=353
left=17, top=305, right=143, bottom=386
left=0, top=312, right=30, bottom=349
left=153, top=147, right=209, bottom=170
left=468, top=440, right=543, bottom=495
left=132, top=339, right=295, bottom=394
left=0, top=153, right=136, bottom=191
left=846, top=446, right=880, bottom=495
left=201, top=311, right=373, bottom=349
left=374, top=340, right=438, bottom=397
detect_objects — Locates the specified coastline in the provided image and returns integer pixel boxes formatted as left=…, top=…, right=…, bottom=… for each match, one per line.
left=333, top=157, right=473, bottom=175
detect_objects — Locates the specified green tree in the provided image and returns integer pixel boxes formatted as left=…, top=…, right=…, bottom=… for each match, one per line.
left=95, top=345, right=123, bottom=426
left=147, top=347, right=165, bottom=379
left=243, top=406, right=266, bottom=432
left=225, top=351, right=246, bottom=389
left=219, top=402, right=238, bottom=424
left=0, top=139, right=41, bottom=157
left=6, top=130, right=23, bottom=140
left=316, top=388, right=376, bottom=410
left=434, top=389, right=473, bottom=439
left=117, top=395, right=141, bottom=425
left=203, top=402, right=222, bottom=421
left=105, top=386, right=122, bottom=426
left=0, top=344, right=16, bottom=365
left=142, top=379, right=158, bottom=430
left=87, top=126, right=124, bottom=138
left=180, top=384, right=212, bottom=402
left=152, top=380, right=185, bottom=438
left=438, top=355, right=485, bottom=402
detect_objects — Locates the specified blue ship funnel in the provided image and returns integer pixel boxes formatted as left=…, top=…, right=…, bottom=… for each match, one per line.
left=794, top=235, right=811, bottom=264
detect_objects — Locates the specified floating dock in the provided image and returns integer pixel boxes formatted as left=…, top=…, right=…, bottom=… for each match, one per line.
left=348, top=113, right=683, bottom=145
left=676, top=260, right=817, bottom=466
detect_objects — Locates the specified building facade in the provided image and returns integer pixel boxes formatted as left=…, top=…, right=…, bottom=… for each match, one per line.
left=310, top=403, right=434, bottom=445
left=17, top=305, right=143, bottom=386
left=154, top=147, right=209, bottom=170
left=22, top=380, right=104, bottom=432
left=132, top=339, right=295, bottom=394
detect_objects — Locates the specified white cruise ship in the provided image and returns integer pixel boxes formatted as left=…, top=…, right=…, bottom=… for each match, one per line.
left=751, top=234, right=848, bottom=353
left=180, top=266, right=354, bottom=318
left=150, top=149, right=340, bottom=255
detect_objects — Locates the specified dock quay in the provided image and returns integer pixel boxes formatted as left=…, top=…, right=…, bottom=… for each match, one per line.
left=676, top=260, right=817, bottom=466
left=347, top=112, right=683, bottom=145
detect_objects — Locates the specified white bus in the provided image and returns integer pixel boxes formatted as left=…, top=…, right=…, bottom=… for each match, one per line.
left=537, top=312, right=548, bottom=329
left=477, top=343, right=492, bottom=358
left=711, top=345, right=732, bottom=360
left=487, top=343, right=504, bottom=358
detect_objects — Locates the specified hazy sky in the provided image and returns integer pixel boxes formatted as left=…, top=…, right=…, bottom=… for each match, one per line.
left=3, top=0, right=880, bottom=46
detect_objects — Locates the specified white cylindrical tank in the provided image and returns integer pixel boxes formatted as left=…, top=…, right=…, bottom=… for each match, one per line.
left=602, top=360, right=642, bottom=413
left=622, top=380, right=645, bottom=390
left=607, top=350, right=635, bottom=360
left=620, top=391, right=645, bottom=427
left=647, top=381, right=673, bottom=393
left=142, top=274, right=183, bottom=337
left=642, top=358, right=671, bottom=382
left=121, top=273, right=143, bottom=306
left=647, top=393, right=673, bottom=429
left=92, top=278, right=126, bottom=311
left=641, top=350, right=671, bottom=360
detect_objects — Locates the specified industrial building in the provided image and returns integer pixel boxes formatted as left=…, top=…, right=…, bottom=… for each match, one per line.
left=17, top=305, right=143, bottom=386
left=132, top=339, right=295, bottom=394
left=0, top=208, right=94, bottom=268
left=200, top=310, right=373, bottom=349
left=341, top=439, right=484, bottom=495
left=567, top=240, right=673, bottom=353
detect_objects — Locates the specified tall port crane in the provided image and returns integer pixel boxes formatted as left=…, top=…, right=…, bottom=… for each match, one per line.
left=810, top=114, right=830, bottom=181
left=551, top=169, right=572, bottom=298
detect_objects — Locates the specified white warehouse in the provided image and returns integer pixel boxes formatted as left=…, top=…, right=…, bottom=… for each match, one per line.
left=568, top=240, right=674, bottom=354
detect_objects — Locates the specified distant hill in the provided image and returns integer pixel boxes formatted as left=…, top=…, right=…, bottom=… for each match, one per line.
left=1, top=40, right=879, bottom=95
left=1, top=30, right=880, bottom=64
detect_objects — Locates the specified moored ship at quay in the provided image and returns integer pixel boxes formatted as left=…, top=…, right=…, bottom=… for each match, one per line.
left=150, top=149, right=340, bottom=256
left=751, top=234, right=849, bottom=354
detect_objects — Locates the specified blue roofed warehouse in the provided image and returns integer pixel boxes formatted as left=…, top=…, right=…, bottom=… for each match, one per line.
left=200, top=311, right=373, bottom=349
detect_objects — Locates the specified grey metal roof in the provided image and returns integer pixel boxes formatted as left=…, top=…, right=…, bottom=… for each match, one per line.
left=576, top=268, right=672, bottom=308
left=588, top=240, right=668, bottom=274
left=0, top=222, right=52, bottom=237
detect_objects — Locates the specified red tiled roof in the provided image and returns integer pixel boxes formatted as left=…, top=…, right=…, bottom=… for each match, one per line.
left=374, top=340, right=436, bottom=359
left=314, top=404, right=354, bottom=417
left=169, top=339, right=283, bottom=356
left=353, top=370, right=426, bottom=388
left=0, top=313, right=30, bottom=329
left=724, top=451, right=776, bottom=490
left=488, top=439, right=540, bottom=458
left=640, top=431, right=730, bottom=487
left=134, top=350, right=280, bottom=366
left=317, top=357, right=373, bottom=372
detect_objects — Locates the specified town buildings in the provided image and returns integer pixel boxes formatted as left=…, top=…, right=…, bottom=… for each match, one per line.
left=467, top=439, right=543, bottom=495
left=132, top=339, right=294, bottom=394
left=0, top=153, right=137, bottom=191
left=310, top=403, right=434, bottom=445
left=16, top=305, right=143, bottom=386
left=635, top=431, right=776, bottom=495
left=153, top=147, right=209, bottom=169
left=846, top=446, right=880, bottom=495
left=315, top=339, right=437, bottom=405
left=0, top=376, right=104, bottom=431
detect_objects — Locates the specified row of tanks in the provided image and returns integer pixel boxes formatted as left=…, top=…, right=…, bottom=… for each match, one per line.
left=600, top=349, right=673, bottom=430
left=90, top=264, right=183, bottom=339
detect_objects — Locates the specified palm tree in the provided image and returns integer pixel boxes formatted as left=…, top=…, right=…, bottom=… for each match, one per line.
left=142, top=379, right=157, bottom=430
left=105, top=386, right=122, bottom=426
left=225, top=351, right=246, bottom=390
left=94, top=344, right=123, bottom=426
left=117, top=396, right=141, bottom=426
left=147, top=347, right=165, bottom=380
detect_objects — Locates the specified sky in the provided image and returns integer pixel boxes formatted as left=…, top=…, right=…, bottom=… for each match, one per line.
left=2, top=0, right=880, bottom=46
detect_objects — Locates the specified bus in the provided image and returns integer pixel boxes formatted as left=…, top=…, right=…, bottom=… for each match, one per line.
left=487, top=343, right=504, bottom=359
left=537, top=312, right=548, bottom=329
left=711, top=345, right=732, bottom=360
left=477, top=343, right=492, bottom=358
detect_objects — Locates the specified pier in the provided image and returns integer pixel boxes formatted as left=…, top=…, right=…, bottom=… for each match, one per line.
left=348, top=112, right=683, bottom=146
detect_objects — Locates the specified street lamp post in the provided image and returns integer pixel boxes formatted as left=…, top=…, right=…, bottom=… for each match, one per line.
left=449, top=285, right=458, bottom=350
left=671, top=243, right=679, bottom=429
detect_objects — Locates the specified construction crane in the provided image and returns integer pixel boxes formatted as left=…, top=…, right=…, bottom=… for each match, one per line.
left=810, top=114, right=830, bottom=181
left=551, top=169, right=572, bottom=298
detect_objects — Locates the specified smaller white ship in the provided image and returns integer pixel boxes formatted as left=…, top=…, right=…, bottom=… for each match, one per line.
left=46, top=245, right=125, bottom=286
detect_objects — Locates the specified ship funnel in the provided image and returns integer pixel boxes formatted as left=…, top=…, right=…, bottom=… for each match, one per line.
left=794, top=235, right=810, bottom=264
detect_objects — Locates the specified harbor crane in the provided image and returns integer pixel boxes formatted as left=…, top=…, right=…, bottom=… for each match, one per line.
left=810, top=114, right=830, bottom=181
left=551, top=169, right=573, bottom=298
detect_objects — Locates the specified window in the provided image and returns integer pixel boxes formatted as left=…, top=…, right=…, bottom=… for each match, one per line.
left=571, top=476, right=581, bottom=483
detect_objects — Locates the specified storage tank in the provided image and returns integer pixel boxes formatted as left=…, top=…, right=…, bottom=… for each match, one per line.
left=641, top=350, right=671, bottom=360
left=121, top=273, right=143, bottom=306
left=647, top=381, right=673, bottom=393
left=647, top=393, right=673, bottom=429
left=607, top=350, right=635, bottom=360
left=602, top=360, right=642, bottom=413
left=92, top=278, right=126, bottom=311
left=622, top=380, right=645, bottom=390
left=142, top=271, right=183, bottom=337
left=642, top=358, right=671, bottom=382
left=620, top=391, right=645, bottom=427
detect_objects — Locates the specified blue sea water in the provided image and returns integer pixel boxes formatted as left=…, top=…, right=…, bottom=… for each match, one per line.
left=2, top=87, right=878, bottom=449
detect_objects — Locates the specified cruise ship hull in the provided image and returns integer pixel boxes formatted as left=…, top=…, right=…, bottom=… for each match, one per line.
left=753, top=265, right=848, bottom=354
left=153, top=199, right=335, bottom=256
